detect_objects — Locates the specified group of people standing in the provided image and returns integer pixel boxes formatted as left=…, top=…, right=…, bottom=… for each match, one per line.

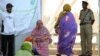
left=0, top=1, right=95, bottom=56
left=54, top=1, right=95, bottom=56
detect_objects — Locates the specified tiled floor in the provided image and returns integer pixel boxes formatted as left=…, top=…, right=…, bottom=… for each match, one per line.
left=49, top=34, right=99, bottom=56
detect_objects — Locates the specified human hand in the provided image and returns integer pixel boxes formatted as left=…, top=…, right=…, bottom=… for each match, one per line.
left=55, top=27, right=60, bottom=34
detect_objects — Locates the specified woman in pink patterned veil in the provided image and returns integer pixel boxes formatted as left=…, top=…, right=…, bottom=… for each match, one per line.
left=31, top=20, right=52, bottom=56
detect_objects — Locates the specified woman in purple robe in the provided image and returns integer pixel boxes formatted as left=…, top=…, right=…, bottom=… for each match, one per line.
left=54, top=4, right=77, bottom=56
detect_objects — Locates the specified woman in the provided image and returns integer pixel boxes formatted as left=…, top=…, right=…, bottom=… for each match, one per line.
left=15, top=41, right=33, bottom=56
left=24, top=36, right=39, bottom=55
left=55, top=4, right=77, bottom=56
left=31, top=20, right=52, bottom=56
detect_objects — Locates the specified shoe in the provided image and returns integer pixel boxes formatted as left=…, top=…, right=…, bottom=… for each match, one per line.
left=79, top=54, right=86, bottom=56
left=87, top=54, right=92, bottom=56
left=56, top=54, right=61, bottom=56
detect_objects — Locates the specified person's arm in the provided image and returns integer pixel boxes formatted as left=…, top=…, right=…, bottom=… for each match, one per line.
left=13, top=16, right=16, bottom=36
left=54, top=11, right=64, bottom=29
left=31, top=30, right=36, bottom=37
left=0, top=13, right=2, bottom=27
left=0, top=13, right=4, bottom=32
left=32, top=36, right=35, bottom=45
left=42, top=27, right=52, bottom=43
left=31, top=30, right=36, bottom=45
left=90, top=10, right=95, bottom=25
left=79, top=10, right=82, bottom=20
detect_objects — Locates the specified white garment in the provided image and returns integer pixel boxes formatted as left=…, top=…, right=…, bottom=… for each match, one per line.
left=1, top=12, right=15, bottom=35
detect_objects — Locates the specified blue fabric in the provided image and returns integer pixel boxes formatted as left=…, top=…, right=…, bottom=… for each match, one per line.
left=58, top=12, right=77, bottom=55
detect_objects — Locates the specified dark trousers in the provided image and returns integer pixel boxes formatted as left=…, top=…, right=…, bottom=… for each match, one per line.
left=1, top=34, right=15, bottom=56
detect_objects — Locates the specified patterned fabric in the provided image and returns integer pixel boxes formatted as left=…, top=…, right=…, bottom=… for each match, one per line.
left=55, top=4, right=71, bottom=29
left=21, top=41, right=32, bottom=52
left=57, top=12, right=77, bottom=55
left=15, top=50, right=33, bottom=56
left=15, top=42, right=33, bottom=56
left=31, top=22, right=51, bottom=56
